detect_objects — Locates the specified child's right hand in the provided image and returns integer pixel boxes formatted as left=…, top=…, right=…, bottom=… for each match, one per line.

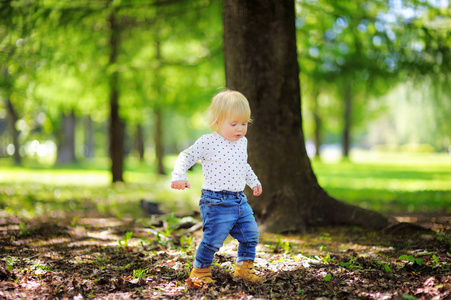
left=171, top=180, right=191, bottom=190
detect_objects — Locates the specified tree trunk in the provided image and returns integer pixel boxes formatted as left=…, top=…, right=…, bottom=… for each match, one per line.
left=312, top=87, right=321, bottom=158
left=108, top=11, right=124, bottom=182
left=342, top=82, right=352, bottom=158
left=223, top=0, right=395, bottom=233
left=5, top=98, right=21, bottom=165
left=84, top=116, right=94, bottom=158
left=154, top=107, right=165, bottom=175
left=154, top=40, right=165, bottom=175
left=56, top=110, right=77, bottom=164
left=135, top=124, right=145, bottom=161
left=3, top=67, right=21, bottom=165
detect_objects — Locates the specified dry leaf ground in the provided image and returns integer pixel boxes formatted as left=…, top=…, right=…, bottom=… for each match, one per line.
left=0, top=213, right=450, bottom=299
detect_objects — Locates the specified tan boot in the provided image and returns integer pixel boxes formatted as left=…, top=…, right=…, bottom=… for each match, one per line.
left=233, top=260, right=264, bottom=283
left=189, top=266, right=216, bottom=284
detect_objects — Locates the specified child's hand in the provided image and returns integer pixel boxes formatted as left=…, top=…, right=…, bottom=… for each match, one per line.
left=171, top=180, right=191, bottom=190
left=253, top=185, right=262, bottom=196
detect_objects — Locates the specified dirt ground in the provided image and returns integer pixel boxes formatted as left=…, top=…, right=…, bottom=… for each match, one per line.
left=0, top=213, right=450, bottom=299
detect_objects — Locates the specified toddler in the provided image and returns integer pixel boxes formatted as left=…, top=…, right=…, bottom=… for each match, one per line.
left=171, top=89, right=264, bottom=284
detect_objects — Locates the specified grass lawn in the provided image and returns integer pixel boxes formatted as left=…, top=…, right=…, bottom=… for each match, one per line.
left=0, top=151, right=450, bottom=219
left=313, top=151, right=451, bottom=214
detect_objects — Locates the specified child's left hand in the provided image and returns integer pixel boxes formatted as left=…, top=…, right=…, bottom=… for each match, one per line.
left=253, top=185, right=262, bottom=196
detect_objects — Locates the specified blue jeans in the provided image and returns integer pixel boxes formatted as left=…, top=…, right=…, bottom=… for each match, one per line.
left=193, top=190, right=260, bottom=269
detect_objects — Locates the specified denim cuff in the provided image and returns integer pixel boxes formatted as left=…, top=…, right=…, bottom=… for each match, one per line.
left=194, top=260, right=210, bottom=269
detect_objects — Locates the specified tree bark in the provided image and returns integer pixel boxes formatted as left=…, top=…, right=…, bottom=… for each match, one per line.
left=3, top=67, right=21, bottom=165
left=108, top=11, right=125, bottom=182
left=312, top=87, right=321, bottom=158
left=154, top=40, right=166, bottom=175
left=223, top=0, right=395, bottom=233
left=154, top=107, right=165, bottom=175
left=342, top=82, right=352, bottom=158
left=84, top=116, right=94, bottom=158
left=5, top=99, right=21, bottom=165
left=135, top=124, right=145, bottom=161
left=56, top=110, right=77, bottom=164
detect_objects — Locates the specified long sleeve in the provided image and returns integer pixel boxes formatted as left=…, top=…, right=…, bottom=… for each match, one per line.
left=171, top=136, right=207, bottom=182
left=245, top=163, right=261, bottom=189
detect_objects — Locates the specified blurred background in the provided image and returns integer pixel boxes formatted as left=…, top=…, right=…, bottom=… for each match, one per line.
left=0, top=0, right=450, bottom=220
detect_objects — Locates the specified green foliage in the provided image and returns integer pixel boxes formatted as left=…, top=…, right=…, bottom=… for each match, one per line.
left=297, top=0, right=451, bottom=153
left=19, top=222, right=31, bottom=236
left=0, top=0, right=449, bottom=185
left=372, top=259, right=392, bottom=272
left=338, top=256, right=362, bottom=270
left=323, top=273, right=332, bottom=282
left=32, top=263, right=54, bottom=272
left=402, top=294, right=419, bottom=300
left=384, top=264, right=392, bottom=273
left=132, top=268, right=148, bottom=279
left=71, top=216, right=80, bottom=227
left=431, top=254, right=439, bottom=268
left=118, top=231, right=133, bottom=247
left=5, top=257, right=15, bottom=272
left=399, top=255, right=423, bottom=266
left=180, top=235, right=195, bottom=251
left=275, top=236, right=291, bottom=253
left=322, top=252, right=331, bottom=264
left=0, top=0, right=223, bottom=170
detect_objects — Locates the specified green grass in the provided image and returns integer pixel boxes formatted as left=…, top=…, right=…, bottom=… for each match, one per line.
left=0, top=151, right=450, bottom=219
left=0, top=157, right=202, bottom=219
left=312, top=151, right=451, bottom=213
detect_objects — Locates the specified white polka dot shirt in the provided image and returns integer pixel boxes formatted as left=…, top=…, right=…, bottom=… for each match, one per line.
left=171, top=132, right=261, bottom=192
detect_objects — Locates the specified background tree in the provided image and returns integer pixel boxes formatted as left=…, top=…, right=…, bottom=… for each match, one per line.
left=298, top=0, right=450, bottom=156
left=394, top=1, right=451, bottom=150
left=1, top=67, right=21, bottom=164
left=297, top=0, right=399, bottom=158
left=0, top=0, right=223, bottom=179
left=0, top=0, right=41, bottom=164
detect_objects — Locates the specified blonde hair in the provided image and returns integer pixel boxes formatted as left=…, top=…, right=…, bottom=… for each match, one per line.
left=207, top=89, right=251, bottom=132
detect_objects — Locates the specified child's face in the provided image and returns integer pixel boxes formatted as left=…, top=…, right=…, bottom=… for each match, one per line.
left=217, top=117, right=248, bottom=142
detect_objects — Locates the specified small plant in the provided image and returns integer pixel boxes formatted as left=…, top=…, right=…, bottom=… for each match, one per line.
left=323, top=273, right=332, bottom=282
left=184, top=261, right=193, bottom=277
left=71, top=216, right=80, bottom=227
left=323, top=252, right=331, bottom=263
left=5, top=257, right=15, bottom=271
left=384, top=264, right=392, bottom=272
left=430, top=254, right=449, bottom=269
left=373, top=259, right=392, bottom=272
left=399, top=255, right=423, bottom=266
left=121, top=262, right=134, bottom=270
left=141, top=213, right=186, bottom=247
left=32, top=263, right=54, bottom=272
left=155, top=232, right=169, bottom=246
left=274, top=236, right=291, bottom=253
left=19, top=222, right=31, bottom=236
left=402, top=294, right=419, bottom=300
left=180, top=235, right=195, bottom=251
left=133, top=268, right=147, bottom=279
left=118, top=231, right=133, bottom=247
left=338, top=257, right=362, bottom=270
left=432, top=254, right=439, bottom=268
